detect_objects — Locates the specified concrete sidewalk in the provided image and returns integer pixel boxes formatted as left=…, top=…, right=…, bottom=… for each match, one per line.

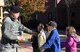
left=18, top=46, right=33, bottom=52
left=0, top=34, right=80, bottom=52
left=18, top=35, right=80, bottom=52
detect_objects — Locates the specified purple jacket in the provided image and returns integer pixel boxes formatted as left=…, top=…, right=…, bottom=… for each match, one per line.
left=61, top=35, right=79, bottom=52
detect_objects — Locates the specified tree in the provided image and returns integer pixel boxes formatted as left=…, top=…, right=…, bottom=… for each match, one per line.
left=18, top=0, right=46, bottom=21
left=4, top=0, right=47, bottom=22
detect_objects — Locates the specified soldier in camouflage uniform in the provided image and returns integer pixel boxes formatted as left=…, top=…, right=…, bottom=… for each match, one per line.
left=1, top=6, right=33, bottom=52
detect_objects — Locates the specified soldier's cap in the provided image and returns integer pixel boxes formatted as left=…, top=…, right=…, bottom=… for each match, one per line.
left=10, top=6, right=20, bottom=13
left=47, top=21, right=57, bottom=27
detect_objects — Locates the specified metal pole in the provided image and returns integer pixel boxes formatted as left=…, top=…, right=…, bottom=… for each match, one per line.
left=64, top=0, right=70, bottom=26
left=54, top=0, right=57, bottom=19
left=67, top=6, right=70, bottom=26
left=55, top=0, right=57, bottom=9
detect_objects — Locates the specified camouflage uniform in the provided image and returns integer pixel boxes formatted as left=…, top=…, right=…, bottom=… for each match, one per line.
left=0, top=16, right=33, bottom=52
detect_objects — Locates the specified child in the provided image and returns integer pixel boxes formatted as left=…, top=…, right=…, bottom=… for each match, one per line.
left=37, top=23, right=46, bottom=48
left=61, top=26, right=80, bottom=52
left=41, top=21, right=61, bottom=52
left=32, top=23, right=46, bottom=52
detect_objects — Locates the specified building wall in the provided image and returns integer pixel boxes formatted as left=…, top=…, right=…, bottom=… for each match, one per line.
left=27, top=0, right=80, bottom=30
left=70, top=0, right=80, bottom=30
left=40, top=0, right=80, bottom=30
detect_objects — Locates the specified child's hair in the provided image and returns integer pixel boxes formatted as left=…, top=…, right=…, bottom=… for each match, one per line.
left=38, top=23, right=44, bottom=29
left=37, top=23, right=45, bottom=32
left=66, top=26, right=79, bottom=39
left=66, top=26, right=76, bottom=34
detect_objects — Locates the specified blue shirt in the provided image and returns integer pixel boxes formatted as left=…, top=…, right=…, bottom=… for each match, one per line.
left=42, top=29, right=61, bottom=52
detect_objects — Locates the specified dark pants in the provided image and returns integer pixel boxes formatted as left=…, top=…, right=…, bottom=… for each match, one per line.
left=44, top=48, right=51, bottom=52
left=33, top=48, right=40, bottom=52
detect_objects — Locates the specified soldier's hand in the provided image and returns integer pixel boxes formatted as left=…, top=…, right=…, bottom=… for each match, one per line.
left=17, top=36, right=21, bottom=40
left=17, top=36, right=25, bottom=41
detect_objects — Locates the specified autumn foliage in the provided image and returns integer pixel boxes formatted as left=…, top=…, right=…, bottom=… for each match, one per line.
left=4, top=0, right=47, bottom=21
left=18, top=0, right=47, bottom=15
